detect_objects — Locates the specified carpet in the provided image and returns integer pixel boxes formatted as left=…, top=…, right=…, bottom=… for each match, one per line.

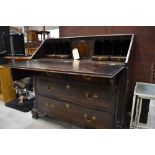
left=6, top=99, right=34, bottom=112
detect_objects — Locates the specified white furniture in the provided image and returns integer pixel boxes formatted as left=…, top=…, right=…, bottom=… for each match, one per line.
left=130, top=82, right=155, bottom=129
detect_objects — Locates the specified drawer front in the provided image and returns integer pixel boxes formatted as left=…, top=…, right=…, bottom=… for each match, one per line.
left=36, top=95, right=114, bottom=129
left=35, top=76, right=116, bottom=111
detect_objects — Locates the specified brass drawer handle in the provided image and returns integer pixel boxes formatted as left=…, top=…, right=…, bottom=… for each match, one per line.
left=65, top=103, right=70, bottom=109
left=47, top=85, right=55, bottom=91
left=85, top=92, right=98, bottom=101
left=83, top=75, right=91, bottom=80
left=84, top=114, right=96, bottom=123
left=66, top=84, right=70, bottom=90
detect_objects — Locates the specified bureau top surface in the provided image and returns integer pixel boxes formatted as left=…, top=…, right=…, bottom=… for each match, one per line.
left=7, top=59, right=125, bottom=78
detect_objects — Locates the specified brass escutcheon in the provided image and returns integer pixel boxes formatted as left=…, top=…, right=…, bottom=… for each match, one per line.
left=66, top=84, right=70, bottom=90
left=65, top=104, right=70, bottom=109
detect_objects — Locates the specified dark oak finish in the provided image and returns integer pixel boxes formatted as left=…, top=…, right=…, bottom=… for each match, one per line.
left=7, top=34, right=134, bottom=128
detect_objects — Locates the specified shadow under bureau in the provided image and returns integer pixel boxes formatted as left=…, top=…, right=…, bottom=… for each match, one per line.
left=7, top=34, right=134, bottom=128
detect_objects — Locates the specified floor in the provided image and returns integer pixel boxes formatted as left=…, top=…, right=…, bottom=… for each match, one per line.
left=0, top=100, right=79, bottom=129
left=0, top=100, right=155, bottom=129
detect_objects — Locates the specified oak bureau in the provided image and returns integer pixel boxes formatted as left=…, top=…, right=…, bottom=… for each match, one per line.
left=8, top=34, right=134, bottom=128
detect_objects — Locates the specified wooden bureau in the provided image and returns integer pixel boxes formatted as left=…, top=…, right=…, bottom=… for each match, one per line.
left=7, top=34, right=134, bottom=128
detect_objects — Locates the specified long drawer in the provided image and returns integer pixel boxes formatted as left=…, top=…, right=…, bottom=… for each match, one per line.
left=36, top=94, right=114, bottom=129
left=35, top=76, right=116, bottom=111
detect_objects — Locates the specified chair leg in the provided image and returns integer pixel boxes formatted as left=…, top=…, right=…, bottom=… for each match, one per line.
left=130, top=94, right=136, bottom=128
left=137, top=98, right=143, bottom=124
left=134, top=97, right=140, bottom=128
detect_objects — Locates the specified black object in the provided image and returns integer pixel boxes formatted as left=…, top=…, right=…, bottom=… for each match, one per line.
left=6, top=99, right=33, bottom=112
left=5, top=33, right=25, bottom=56
left=0, top=26, right=9, bottom=56
left=6, top=77, right=34, bottom=112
